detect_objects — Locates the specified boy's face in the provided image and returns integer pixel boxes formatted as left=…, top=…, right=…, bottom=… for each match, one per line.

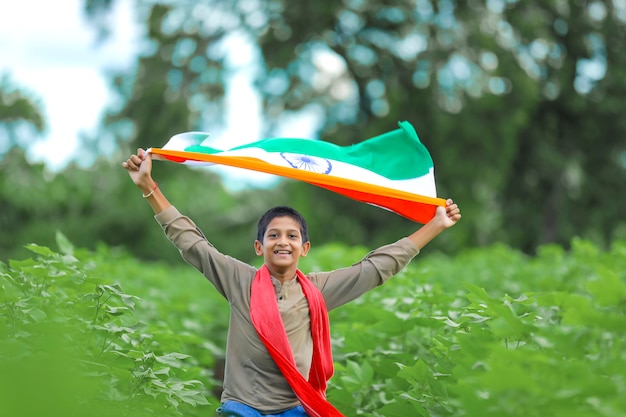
left=254, top=216, right=310, bottom=272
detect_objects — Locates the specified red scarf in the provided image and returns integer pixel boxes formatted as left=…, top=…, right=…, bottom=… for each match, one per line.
left=250, top=265, right=345, bottom=417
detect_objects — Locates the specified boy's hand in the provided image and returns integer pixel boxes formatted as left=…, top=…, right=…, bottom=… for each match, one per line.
left=122, top=148, right=154, bottom=191
left=433, top=199, right=461, bottom=229
left=407, top=198, right=461, bottom=249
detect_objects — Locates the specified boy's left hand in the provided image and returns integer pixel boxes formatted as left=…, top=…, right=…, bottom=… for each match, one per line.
left=435, top=199, right=461, bottom=229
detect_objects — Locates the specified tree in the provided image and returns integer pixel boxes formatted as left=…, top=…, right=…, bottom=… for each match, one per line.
left=0, top=74, right=46, bottom=156
left=84, top=0, right=626, bottom=253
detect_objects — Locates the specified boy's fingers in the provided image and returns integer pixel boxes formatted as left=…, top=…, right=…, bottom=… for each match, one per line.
left=131, top=154, right=143, bottom=166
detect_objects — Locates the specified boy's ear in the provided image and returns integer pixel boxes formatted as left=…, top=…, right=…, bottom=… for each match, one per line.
left=300, top=241, right=311, bottom=257
left=254, top=240, right=263, bottom=256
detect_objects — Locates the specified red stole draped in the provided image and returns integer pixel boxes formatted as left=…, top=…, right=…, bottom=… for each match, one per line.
left=250, top=265, right=345, bottom=417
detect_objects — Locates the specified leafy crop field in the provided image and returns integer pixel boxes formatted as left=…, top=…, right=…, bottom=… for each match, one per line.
left=1, top=234, right=625, bottom=417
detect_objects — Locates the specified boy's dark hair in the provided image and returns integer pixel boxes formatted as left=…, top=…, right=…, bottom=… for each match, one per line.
left=256, top=206, right=309, bottom=243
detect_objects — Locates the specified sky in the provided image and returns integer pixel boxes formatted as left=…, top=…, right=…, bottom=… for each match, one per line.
left=0, top=0, right=138, bottom=169
left=0, top=0, right=319, bottom=188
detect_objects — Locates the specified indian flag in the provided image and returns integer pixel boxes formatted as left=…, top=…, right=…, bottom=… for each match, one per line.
left=149, top=121, right=446, bottom=224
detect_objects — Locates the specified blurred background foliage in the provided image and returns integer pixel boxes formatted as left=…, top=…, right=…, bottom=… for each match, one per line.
left=1, top=0, right=625, bottom=263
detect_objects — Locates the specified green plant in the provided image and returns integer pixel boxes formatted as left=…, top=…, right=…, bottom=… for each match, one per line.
left=0, top=233, right=217, bottom=417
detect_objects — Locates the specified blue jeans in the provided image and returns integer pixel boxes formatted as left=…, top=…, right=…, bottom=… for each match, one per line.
left=216, top=400, right=307, bottom=417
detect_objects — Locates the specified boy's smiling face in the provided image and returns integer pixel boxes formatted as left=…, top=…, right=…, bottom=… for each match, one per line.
left=254, top=216, right=310, bottom=276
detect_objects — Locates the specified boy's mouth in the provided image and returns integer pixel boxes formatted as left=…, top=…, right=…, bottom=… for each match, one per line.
left=274, top=250, right=291, bottom=255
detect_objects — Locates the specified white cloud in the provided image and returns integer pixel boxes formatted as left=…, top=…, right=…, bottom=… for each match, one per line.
left=0, top=0, right=138, bottom=170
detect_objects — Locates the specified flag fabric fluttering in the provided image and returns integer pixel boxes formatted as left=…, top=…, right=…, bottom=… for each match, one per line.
left=149, top=121, right=446, bottom=224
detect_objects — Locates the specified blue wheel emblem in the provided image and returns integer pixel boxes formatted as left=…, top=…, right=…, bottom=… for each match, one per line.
left=280, top=153, right=332, bottom=174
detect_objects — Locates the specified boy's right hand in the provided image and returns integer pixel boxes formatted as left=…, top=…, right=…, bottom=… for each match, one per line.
left=122, top=148, right=154, bottom=190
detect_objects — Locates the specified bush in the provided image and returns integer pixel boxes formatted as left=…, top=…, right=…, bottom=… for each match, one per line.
left=2, top=235, right=625, bottom=416
left=327, top=239, right=626, bottom=417
left=0, top=232, right=224, bottom=417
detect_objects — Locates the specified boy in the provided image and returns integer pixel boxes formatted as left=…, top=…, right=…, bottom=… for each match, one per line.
left=123, top=148, right=461, bottom=416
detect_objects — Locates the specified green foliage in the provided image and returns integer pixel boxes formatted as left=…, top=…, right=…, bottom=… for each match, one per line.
left=3, top=234, right=624, bottom=416
left=328, top=238, right=626, bottom=416
left=0, top=233, right=225, bottom=417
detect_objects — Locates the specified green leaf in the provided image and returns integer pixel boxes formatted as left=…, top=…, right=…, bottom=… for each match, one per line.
left=24, top=307, right=47, bottom=322
left=154, top=352, right=191, bottom=368
left=397, top=360, right=431, bottom=385
left=24, top=244, right=55, bottom=257
left=585, top=267, right=626, bottom=306
left=55, top=231, right=74, bottom=256
left=104, top=305, right=130, bottom=315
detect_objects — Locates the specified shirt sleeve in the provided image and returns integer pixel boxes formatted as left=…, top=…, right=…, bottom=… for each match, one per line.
left=154, top=206, right=255, bottom=301
left=310, top=238, right=420, bottom=311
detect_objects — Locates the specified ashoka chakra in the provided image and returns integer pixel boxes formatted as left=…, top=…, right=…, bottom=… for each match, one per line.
left=280, top=153, right=332, bottom=174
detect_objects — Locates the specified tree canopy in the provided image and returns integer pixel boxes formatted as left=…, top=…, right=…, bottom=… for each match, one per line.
left=1, top=0, right=625, bottom=261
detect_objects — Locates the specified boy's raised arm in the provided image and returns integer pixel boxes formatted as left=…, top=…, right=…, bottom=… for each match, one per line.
left=122, top=148, right=172, bottom=214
